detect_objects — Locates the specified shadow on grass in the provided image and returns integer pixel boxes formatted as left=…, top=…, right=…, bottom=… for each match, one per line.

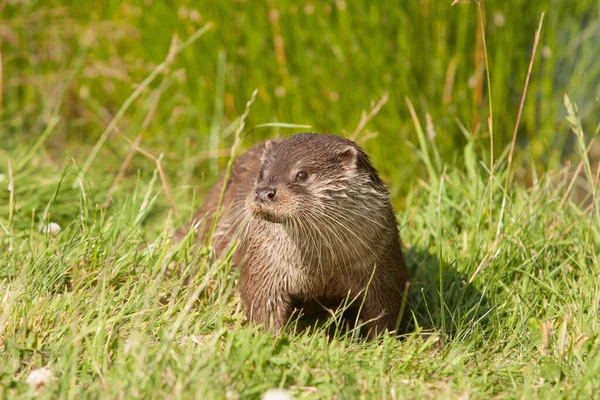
left=283, top=246, right=491, bottom=341
left=406, top=246, right=492, bottom=339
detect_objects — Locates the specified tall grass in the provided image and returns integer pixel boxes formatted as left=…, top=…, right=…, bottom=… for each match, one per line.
left=1, top=98, right=599, bottom=397
left=1, top=1, right=599, bottom=195
left=1, top=1, right=600, bottom=398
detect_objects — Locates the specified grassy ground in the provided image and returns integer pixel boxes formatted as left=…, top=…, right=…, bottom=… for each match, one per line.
left=1, top=1, right=600, bottom=399
left=1, top=102, right=599, bottom=398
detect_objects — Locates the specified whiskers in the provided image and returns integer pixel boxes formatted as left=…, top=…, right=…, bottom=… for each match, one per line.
left=283, top=196, right=387, bottom=278
left=207, top=180, right=392, bottom=282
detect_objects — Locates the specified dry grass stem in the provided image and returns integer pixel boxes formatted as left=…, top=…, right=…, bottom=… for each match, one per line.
left=350, top=92, right=389, bottom=141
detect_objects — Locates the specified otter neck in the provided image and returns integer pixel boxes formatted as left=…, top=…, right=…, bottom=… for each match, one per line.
left=283, top=205, right=389, bottom=271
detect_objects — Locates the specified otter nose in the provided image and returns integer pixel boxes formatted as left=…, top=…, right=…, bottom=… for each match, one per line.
left=256, top=187, right=277, bottom=202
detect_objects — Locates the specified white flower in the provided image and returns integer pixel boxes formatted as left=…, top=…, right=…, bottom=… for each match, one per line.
left=41, top=222, right=62, bottom=236
left=261, top=388, right=293, bottom=400
left=26, top=367, right=53, bottom=394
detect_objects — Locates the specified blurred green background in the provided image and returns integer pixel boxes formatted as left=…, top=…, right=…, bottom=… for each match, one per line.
left=1, top=0, right=599, bottom=200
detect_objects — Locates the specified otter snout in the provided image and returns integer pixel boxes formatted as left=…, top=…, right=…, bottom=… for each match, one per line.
left=256, top=187, right=277, bottom=203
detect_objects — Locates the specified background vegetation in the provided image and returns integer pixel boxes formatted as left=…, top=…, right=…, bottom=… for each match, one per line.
left=2, top=0, right=599, bottom=190
left=0, top=0, right=599, bottom=398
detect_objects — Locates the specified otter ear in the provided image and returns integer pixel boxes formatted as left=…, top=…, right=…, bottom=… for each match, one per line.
left=334, top=145, right=358, bottom=168
left=260, top=140, right=276, bottom=163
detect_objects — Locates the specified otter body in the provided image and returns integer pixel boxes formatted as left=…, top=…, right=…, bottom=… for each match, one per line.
left=191, top=133, right=409, bottom=336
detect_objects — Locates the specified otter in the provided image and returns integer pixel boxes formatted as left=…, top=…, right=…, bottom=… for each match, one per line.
left=186, top=133, right=410, bottom=337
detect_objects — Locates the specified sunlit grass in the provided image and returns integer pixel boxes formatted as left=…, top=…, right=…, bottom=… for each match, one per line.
left=1, top=1, right=599, bottom=195
left=1, top=93, right=599, bottom=397
left=1, top=1, right=599, bottom=398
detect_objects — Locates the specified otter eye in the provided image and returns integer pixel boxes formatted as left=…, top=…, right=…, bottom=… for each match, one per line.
left=295, top=171, right=308, bottom=181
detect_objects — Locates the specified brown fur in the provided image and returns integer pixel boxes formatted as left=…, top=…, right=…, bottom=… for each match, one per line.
left=185, top=133, right=410, bottom=337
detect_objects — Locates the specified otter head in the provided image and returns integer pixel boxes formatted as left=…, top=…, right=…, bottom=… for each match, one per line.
left=247, top=133, right=384, bottom=225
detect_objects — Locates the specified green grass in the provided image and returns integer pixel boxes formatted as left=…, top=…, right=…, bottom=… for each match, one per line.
left=2, top=1, right=599, bottom=195
left=1, top=1, right=600, bottom=398
left=1, top=100, right=599, bottom=397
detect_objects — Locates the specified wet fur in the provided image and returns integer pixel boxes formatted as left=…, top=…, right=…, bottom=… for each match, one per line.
left=186, top=133, right=410, bottom=337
